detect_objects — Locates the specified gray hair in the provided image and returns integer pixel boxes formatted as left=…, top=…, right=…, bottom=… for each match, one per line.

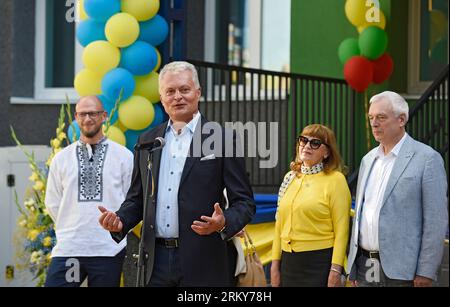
left=370, top=91, right=409, bottom=122
left=158, top=61, right=200, bottom=89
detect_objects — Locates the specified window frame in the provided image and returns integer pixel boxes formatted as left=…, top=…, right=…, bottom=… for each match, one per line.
left=25, top=0, right=82, bottom=104
left=407, top=0, right=448, bottom=95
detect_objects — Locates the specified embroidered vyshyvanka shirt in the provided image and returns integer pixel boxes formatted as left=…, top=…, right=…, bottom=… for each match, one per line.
left=45, top=139, right=133, bottom=257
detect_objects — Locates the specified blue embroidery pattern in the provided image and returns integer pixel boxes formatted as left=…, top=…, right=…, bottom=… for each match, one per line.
left=76, top=143, right=108, bottom=202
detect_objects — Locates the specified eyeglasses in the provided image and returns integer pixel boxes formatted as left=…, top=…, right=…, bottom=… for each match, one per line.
left=75, top=111, right=104, bottom=120
left=298, top=136, right=328, bottom=150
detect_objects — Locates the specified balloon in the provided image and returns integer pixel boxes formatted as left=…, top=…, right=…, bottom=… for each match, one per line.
left=123, top=103, right=165, bottom=150
left=67, top=121, right=80, bottom=143
left=359, top=26, right=388, bottom=60
left=372, top=53, right=394, bottom=84
left=105, top=13, right=140, bottom=48
left=118, top=96, right=155, bottom=130
left=149, top=103, right=166, bottom=127
left=134, top=72, right=160, bottom=103
left=154, top=48, right=161, bottom=71
left=82, top=41, right=120, bottom=75
left=121, top=0, right=160, bottom=22
left=98, top=95, right=119, bottom=124
left=76, top=19, right=106, bottom=47
left=120, top=41, right=158, bottom=76
left=338, top=38, right=360, bottom=65
left=115, top=121, right=129, bottom=132
left=74, top=69, right=103, bottom=96
left=124, top=129, right=147, bottom=151
left=84, top=0, right=120, bottom=21
left=102, top=68, right=136, bottom=102
left=78, top=0, right=88, bottom=21
left=345, top=0, right=367, bottom=27
left=139, top=15, right=169, bottom=46
left=103, top=125, right=126, bottom=146
left=344, top=56, right=373, bottom=92
left=358, top=9, right=386, bottom=33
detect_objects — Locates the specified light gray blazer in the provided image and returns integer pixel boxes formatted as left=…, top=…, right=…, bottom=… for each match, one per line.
left=347, top=135, right=448, bottom=281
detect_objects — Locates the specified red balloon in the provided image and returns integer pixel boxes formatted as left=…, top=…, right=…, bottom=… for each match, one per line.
left=344, top=56, right=374, bottom=92
left=372, top=53, right=394, bottom=84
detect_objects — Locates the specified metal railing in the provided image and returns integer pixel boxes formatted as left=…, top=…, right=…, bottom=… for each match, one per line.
left=188, top=60, right=357, bottom=193
left=407, top=65, right=449, bottom=178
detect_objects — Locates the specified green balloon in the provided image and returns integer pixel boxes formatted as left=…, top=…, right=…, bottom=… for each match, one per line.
left=359, top=26, right=388, bottom=60
left=338, top=38, right=361, bottom=65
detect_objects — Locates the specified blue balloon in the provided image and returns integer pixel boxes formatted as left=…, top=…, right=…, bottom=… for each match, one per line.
left=139, top=15, right=169, bottom=47
left=120, top=41, right=158, bottom=76
left=98, top=95, right=118, bottom=124
left=149, top=103, right=166, bottom=128
left=84, top=0, right=120, bottom=21
left=67, top=121, right=80, bottom=143
left=76, top=19, right=106, bottom=47
left=101, top=68, right=135, bottom=102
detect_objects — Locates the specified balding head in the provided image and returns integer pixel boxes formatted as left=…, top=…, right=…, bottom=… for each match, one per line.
left=76, top=96, right=104, bottom=113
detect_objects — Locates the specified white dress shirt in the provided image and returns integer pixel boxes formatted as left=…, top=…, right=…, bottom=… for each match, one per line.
left=359, top=133, right=408, bottom=251
left=155, top=112, right=201, bottom=238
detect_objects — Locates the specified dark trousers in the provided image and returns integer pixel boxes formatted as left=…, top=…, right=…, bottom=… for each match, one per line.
left=280, top=248, right=333, bottom=287
left=44, top=249, right=126, bottom=287
left=355, top=254, right=414, bottom=287
left=146, top=243, right=182, bottom=287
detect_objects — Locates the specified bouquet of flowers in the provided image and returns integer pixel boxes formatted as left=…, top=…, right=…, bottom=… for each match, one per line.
left=11, top=104, right=74, bottom=287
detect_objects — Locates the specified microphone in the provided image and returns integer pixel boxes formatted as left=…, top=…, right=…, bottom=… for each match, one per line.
left=134, top=137, right=166, bottom=151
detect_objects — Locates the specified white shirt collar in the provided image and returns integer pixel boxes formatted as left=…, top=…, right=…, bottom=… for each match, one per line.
left=166, top=111, right=201, bottom=135
left=376, top=132, right=408, bottom=158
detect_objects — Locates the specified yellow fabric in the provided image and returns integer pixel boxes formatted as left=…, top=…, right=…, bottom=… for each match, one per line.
left=272, top=171, right=351, bottom=267
left=239, top=223, right=275, bottom=265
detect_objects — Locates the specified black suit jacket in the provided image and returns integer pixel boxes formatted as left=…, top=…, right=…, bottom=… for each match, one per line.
left=111, top=116, right=255, bottom=286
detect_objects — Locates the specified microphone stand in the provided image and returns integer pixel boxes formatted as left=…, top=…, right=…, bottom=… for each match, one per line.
left=136, top=148, right=156, bottom=287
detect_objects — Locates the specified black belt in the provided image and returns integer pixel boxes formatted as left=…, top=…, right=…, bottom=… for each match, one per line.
left=156, top=238, right=179, bottom=249
left=358, top=247, right=380, bottom=260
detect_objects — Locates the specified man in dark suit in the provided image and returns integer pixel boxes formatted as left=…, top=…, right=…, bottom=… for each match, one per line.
left=99, top=61, right=255, bottom=287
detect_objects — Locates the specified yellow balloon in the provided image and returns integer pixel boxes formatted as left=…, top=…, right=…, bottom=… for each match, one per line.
left=78, top=0, right=88, bottom=21
left=114, top=121, right=129, bottom=133
left=121, top=0, right=160, bottom=22
left=74, top=69, right=103, bottom=96
left=154, top=49, right=161, bottom=72
left=358, top=9, right=386, bottom=33
left=105, top=13, right=140, bottom=48
left=82, top=41, right=120, bottom=75
left=345, top=0, right=367, bottom=27
left=103, top=125, right=126, bottom=146
left=134, top=72, right=160, bottom=103
left=118, top=96, right=155, bottom=130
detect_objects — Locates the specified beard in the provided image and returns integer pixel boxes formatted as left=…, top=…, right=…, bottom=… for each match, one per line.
left=81, top=125, right=102, bottom=138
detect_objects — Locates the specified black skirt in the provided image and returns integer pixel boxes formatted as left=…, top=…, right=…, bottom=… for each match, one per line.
left=280, top=247, right=333, bottom=287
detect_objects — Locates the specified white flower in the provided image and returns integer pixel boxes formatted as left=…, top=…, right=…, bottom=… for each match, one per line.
left=30, top=250, right=44, bottom=264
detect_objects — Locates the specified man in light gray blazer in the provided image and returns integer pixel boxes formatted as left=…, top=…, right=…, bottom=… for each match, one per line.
left=347, top=91, right=448, bottom=287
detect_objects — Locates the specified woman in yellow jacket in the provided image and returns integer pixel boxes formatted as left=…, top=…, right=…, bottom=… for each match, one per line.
left=271, top=124, right=351, bottom=287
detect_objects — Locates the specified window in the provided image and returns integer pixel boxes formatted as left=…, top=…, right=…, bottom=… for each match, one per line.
left=408, top=0, right=448, bottom=94
left=34, top=0, right=82, bottom=103
left=205, top=0, right=290, bottom=71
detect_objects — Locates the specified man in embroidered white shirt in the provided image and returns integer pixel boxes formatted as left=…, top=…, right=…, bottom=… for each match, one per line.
left=44, top=96, right=134, bottom=287
left=347, top=91, right=448, bottom=287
